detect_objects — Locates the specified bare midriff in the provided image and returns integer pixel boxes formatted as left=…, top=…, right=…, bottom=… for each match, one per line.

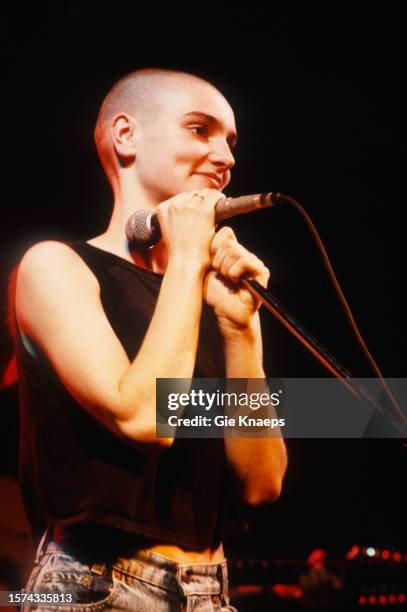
left=140, top=542, right=225, bottom=564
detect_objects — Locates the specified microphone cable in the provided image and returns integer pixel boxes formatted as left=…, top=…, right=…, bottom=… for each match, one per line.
left=278, top=193, right=406, bottom=432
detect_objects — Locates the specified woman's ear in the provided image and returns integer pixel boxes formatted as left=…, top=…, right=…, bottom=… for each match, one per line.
left=111, top=113, right=138, bottom=162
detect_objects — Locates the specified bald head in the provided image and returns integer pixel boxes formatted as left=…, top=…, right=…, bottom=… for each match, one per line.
left=94, top=68, right=225, bottom=184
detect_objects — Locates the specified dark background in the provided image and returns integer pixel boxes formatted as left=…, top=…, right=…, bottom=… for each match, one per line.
left=0, top=1, right=405, bottom=598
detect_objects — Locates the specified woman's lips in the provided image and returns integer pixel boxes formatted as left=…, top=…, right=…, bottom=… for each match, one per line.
left=194, top=173, right=223, bottom=189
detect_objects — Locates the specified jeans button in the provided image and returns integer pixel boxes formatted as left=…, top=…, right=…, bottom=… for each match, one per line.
left=212, top=594, right=220, bottom=605
left=80, top=574, right=93, bottom=587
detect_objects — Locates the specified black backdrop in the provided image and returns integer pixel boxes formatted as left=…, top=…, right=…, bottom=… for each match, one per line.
left=1, top=4, right=405, bottom=566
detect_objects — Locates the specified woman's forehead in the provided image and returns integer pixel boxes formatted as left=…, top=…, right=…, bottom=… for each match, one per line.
left=158, top=82, right=236, bottom=131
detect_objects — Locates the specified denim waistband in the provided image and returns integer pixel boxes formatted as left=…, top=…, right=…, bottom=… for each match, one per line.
left=112, top=549, right=229, bottom=597
left=36, top=527, right=229, bottom=598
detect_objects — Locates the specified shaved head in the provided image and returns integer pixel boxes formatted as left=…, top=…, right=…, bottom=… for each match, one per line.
left=94, top=68, right=224, bottom=184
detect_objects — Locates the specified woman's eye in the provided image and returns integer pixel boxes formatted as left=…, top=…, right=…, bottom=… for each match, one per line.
left=190, top=125, right=207, bottom=136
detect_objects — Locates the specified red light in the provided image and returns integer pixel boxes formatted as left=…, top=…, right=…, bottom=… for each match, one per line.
left=388, top=594, right=396, bottom=604
left=347, top=545, right=360, bottom=560
left=381, top=550, right=390, bottom=560
left=359, top=595, right=367, bottom=605
left=272, top=584, right=303, bottom=599
left=368, top=595, right=377, bottom=604
left=235, top=585, right=263, bottom=595
left=392, top=551, right=401, bottom=562
left=378, top=595, right=386, bottom=605
left=398, top=594, right=406, bottom=604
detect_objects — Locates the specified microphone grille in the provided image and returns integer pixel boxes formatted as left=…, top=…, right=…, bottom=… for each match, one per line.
left=125, top=210, right=155, bottom=247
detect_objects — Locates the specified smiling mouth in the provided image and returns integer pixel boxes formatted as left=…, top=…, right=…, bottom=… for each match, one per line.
left=195, top=173, right=223, bottom=189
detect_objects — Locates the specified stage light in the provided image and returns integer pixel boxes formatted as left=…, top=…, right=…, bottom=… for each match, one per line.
left=368, top=594, right=377, bottom=604
left=347, top=544, right=360, bottom=560
left=359, top=595, right=367, bottom=605
left=378, top=594, right=386, bottom=604
left=366, top=547, right=376, bottom=557
left=381, top=549, right=390, bottom=560
left=392, top=551, right=401, bottom=562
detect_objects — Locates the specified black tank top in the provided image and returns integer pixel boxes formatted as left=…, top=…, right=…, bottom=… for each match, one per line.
left=15, top=241, right=248, bottom=549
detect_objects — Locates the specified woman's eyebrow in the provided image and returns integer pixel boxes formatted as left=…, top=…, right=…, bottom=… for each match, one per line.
left=180, top=111, right=238, bottom=146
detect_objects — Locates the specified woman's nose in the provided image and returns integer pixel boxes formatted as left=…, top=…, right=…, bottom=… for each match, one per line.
left=209, top=140, right=236, bottom=170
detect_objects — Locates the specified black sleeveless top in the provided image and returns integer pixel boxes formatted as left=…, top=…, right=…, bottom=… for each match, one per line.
left=15, top=241, right=249, bottom=548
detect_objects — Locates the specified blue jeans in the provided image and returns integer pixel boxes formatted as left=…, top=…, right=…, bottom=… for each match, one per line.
left=22, top=528, right=238, bottom=611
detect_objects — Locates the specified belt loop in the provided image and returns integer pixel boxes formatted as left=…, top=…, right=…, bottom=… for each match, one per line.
left=34, top=526, right=51, bottom=564
left=218, top=561, right=229, bottom=605
left=176, top=564, right=187, bottom=598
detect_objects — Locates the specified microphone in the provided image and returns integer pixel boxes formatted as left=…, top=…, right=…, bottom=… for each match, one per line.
left=125, top=191, right=284, bottom=247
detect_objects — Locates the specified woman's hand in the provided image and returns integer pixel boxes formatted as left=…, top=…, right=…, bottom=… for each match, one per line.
left=156, top=188, right=222, bottom=272
left=204, top=226, right=270, bottom=336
